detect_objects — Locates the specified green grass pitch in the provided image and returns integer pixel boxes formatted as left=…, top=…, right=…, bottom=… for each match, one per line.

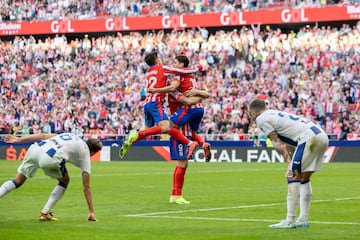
left=0, top=160, right=359, bottom=240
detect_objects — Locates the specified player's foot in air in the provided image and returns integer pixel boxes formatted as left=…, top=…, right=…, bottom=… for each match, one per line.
left=186, top=141, right=198, bottom=160
left=169, top=195, right=190, bottom=204
left=119, top=130, right=139, bottom=158
left=39, top=212, right=58, bottom=221
left=203, top=142, right=212, bottom=162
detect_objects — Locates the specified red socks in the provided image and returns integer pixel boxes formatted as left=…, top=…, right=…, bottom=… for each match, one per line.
left=137, top=126, right=162, bottom=142
left=172, top=166, right=187, bottom=196
left=169, top=128, right=190, bottom=145
left=192, top=133, right=204, bottom=146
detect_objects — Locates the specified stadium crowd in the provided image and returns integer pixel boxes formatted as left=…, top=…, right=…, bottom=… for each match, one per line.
left=0, top=0, right=356, bottom=22
left=0, top=21, right=359, bottom=141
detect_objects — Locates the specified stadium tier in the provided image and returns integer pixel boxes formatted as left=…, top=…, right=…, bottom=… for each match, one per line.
left=0, top=3, right=359, bottom=141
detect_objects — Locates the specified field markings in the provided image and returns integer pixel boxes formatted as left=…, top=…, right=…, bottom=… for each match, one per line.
left=124, top=215, right=360, bottom=226
left=0, top=167, right=285, bottom=180
left=125, top=202, right=282, bottom=217
left=124, top=196, right=360, bottom=226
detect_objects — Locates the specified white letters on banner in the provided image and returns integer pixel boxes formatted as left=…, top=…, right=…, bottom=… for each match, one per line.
left=105, top=18, right=130, bottom=31
left=51, top=20, right=74, bottom=33
left=220, top=12, right=246, bottom=26
left=162, top=15, right=187, bottom=29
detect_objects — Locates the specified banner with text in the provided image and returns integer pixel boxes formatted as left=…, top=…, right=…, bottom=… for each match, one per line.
left=1, top=5, right=359, bottom=36
left=0, top=143, right=358, bottom=163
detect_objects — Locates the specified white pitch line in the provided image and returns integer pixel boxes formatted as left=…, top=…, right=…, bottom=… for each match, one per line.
left=91, top=167, right=284, bottom=177
left=0, top=168, right=284, bottom=180
left=125, top=196, right=360, bottom=217
left=124, top=215, right=360, bottom=226
left=125, top=203, right=282, bottom=217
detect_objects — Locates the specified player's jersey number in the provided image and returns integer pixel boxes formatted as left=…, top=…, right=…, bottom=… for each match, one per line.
left=38, top=134, right=74, bottom=158
left=147, top=76, right=158, bottom=89
left=277, top=112, right=309, bottom=124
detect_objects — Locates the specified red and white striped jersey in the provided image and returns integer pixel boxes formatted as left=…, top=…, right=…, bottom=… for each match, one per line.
left=170, top=73, right=203, bottom=109
left=168, top=91, right=203, bottom=111
left=144, top=64, right=198, bottom=104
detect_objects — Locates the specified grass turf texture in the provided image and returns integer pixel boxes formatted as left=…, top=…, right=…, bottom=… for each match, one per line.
left=0, top=161, right=359, bottom=240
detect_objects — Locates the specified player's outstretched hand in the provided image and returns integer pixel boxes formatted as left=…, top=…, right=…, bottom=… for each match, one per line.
left=87, top=213, right=98, bottom=222
left=3, top=135, right=20, bottom=144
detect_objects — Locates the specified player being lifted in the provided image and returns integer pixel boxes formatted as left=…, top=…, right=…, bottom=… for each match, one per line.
left=166, top=79, right=210, bottom=204
left=119, top=52, right=201, bottom=159
left=148, top=55, right=212, bottom=162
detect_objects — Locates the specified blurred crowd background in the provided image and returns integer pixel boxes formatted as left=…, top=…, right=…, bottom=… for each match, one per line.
left=1, top=0, right=357, bottom=22
left=0, top=1, right=359, bottom=141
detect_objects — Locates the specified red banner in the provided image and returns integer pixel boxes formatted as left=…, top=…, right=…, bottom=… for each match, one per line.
left=0, top=5, right=359, bottom=36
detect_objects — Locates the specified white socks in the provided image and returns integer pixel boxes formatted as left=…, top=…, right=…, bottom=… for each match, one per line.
left=286, top=181, right=300, bottom=223
left=299, top=181, right=312, bottom=221
left=285, top=180, right=312, bottom=223
left=41, top=184, right=66, bottom=214
left=0, top=180, right=17, bottom=198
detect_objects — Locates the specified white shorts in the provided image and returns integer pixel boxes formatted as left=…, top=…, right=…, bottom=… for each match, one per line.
left=18, top=144, right=67, bottom=179
left=292, top=131, right=329, bottom=174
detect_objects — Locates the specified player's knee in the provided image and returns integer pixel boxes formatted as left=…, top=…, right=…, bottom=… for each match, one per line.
left=161, top=125, right=170, bottom=133
left=14, top=174, right=27, bottom=187
left=58, top=176, right=70, bottom=186
left=170, top=121, right=178, bottom=129
left=13, top=179, right=24, bottom=188
left=177, top=160, right=188, bottom=168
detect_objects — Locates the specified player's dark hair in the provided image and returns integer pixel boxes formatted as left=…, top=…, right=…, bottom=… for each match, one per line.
left=175, top=55, right=189, bottom=67
left=144, top=51, right=158, bottom=66
left=249, top=99, right=266, bottom=112
left=86, top=138, right=103, bottom=153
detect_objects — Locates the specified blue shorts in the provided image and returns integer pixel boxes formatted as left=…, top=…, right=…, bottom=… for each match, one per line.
left=169, top=136, right=192, bottom=160
left=170, top=107, right=204, bottom=131
left=144, top=102, right=169, bottom=127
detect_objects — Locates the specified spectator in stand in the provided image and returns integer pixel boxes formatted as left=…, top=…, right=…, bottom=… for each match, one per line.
left=0, top=21, right=359, bottom=140
left=0, top=0, right=357, bottom=22
left=332, top=117, right=343, bottom=139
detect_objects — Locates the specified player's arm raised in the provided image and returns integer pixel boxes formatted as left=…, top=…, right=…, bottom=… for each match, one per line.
left=4, top=133, right=57, bottom=144
left=163, top=65, right=201, bottom=76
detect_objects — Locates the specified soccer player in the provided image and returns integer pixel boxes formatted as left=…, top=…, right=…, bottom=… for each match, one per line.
left=168, top=86, right=209, bottom=204
left=119, top=51, right=201, bottom=159
left=249, top=99, right=329, bottom=228
left=168, top=124, right=193, bottom=205
left=0, top=133, right=102, bottom=221
left=148, top=55, right=212, bottom=162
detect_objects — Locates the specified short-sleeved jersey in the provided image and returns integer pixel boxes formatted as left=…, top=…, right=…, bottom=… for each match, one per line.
left=37, top=133, right=91, bottom=174
left=145, top=65, right=198, bottom=104
left=173, top=74, right=195, bottom=93
left=256, top=110, right=325, bottom=146
left=170, top=74, right=203, bottom=109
